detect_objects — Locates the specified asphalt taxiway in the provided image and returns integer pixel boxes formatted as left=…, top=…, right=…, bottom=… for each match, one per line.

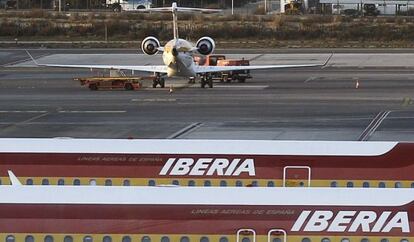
left=0, top=49, right=413, bottom=141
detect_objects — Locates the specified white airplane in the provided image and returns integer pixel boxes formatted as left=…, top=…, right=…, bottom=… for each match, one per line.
left=27, top=2, right=332, bottom=88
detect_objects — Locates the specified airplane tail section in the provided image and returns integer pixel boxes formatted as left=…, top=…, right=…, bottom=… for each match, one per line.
left=138, top=2, right=221, bottom=39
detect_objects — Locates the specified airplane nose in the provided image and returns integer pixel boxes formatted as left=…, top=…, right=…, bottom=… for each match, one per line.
left=172, top=47, right=178, bottom=57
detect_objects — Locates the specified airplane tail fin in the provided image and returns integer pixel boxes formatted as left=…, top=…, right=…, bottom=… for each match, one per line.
left=138, top=2, right=221, bottom=39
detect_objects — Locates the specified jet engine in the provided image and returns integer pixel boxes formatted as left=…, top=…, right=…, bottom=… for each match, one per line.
left=141, top=36, right=161, bottom=55
left=196, top=37, right=215, bottom=56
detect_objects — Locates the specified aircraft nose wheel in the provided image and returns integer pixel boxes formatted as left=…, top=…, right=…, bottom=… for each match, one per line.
left=188, top=77, right=196, bottom=84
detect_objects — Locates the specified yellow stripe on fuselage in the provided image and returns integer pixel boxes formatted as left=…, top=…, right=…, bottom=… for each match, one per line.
left=0, top=233, right=411, bottom=242
left=0, top=177, right=413, bottom=188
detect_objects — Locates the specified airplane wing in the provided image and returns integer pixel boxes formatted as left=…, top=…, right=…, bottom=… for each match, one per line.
left=36, top=63, right=168, bottom=73
left=26, top=51, right=167, bottom=73
left=195, top=63, right=322, bottom=73
left=194, top=54, right=333, bottom=74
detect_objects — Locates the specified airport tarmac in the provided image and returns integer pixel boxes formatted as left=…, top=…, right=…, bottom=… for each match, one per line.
left=0, top=49, right=413, bottom=141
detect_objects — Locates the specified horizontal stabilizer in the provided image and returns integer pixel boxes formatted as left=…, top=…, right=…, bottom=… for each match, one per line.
left=138, top=7, right=221, bottom=13
left=137, top=2, right=221, bottom=13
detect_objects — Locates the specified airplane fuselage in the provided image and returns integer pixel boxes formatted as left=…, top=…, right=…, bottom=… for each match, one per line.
left=0, top=184, right=413, bottom=240
left=162, top=38, right=197, bottom=77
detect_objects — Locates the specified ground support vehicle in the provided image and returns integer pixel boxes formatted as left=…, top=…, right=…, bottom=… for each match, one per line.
left=364, top=4, right=380, bottom=16
left=194, top=55, right=252, bottom=84
left=217, top=58, right=251, bottom=83
left=5, top=0, right=16, bottom=9
left=108, top=0, right=152, bottom=12
left=75, top=77, right=143, bottom=91
left=284, top=0, right=304, bottom=14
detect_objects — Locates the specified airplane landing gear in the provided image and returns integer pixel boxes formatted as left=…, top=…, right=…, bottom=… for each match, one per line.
left=152, top=74, right=165, bottom=88
left=188, top=77, right=196, bottom=84
left=200, top=74, right=213, bottom=88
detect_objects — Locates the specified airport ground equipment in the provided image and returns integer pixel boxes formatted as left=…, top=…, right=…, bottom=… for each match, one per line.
left=75, top=76, right=143, bottom=90
left=107, top=0, right=152, bottom=11
left=363, top=3, right=380, bottom=16
left=5, top=0, right=16, bottom=9
left=284, top=0, right=304, bottom=14
left=194, top=55, right=252, bottom=84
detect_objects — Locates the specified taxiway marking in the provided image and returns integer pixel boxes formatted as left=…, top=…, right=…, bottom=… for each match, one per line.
left=358, top=110, right=391, bottom=141
left=19, top=112, right=50, bottom=124
left=58, top=110, right=126, bottom=113
left=168, top=122, right=203, bottom=139
left=214, top=85, right=268, bottom=89
left=304, top=77, right=317, bottom=83
left=0, top=110, right=48, bottom=113
left=132, top=98, right=177, bottom=102
left=249, top=54, right=265, bottom=61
